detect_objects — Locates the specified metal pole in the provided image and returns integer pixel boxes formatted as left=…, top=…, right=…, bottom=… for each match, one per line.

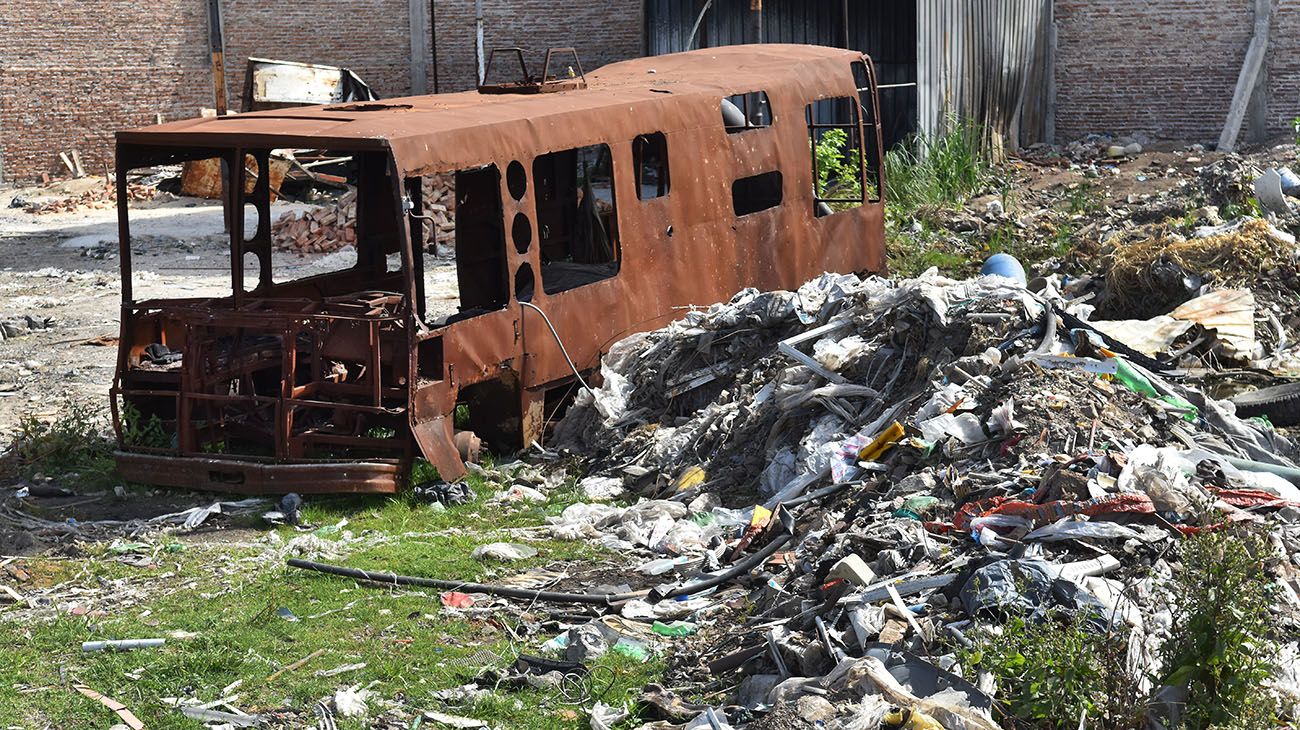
left=431, top=0, right=440, bottom=93
left=748, top=0, right=763, bottom=44
left=842, top=0, right=850, bottom=48
left=408, top=0, right=429, bottom=94
left=686, top=0, right=713, bottom=51
left=475, top=0, right=485, bottom=86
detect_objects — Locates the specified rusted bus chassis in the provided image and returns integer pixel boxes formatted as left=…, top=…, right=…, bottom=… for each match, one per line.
left=111, top=45, right=888, bottom=495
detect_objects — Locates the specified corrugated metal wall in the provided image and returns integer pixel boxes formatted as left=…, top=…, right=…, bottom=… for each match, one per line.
left=646, top=0, right=1054, bottom=149
left=645, top=0, right=918, bottom=147
left=916, top=0, right=1052, bottom=150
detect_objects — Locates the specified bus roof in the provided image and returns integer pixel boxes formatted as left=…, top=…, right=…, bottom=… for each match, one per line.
left=116, top=44, right=866, bottom=177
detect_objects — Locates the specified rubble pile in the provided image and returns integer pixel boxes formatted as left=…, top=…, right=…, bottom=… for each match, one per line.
left=541, top=269, right=1300, bottom=727
left=20, top=181, right=162, bottom=214
left=272, top=174, right=455, bottom=254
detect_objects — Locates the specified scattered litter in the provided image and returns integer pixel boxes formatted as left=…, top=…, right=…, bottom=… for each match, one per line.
left=73, top=685, right=144, bottom=730
left=82, top=638, right=165, bottom=652
left=316, top=662, right=367, bottom=678
left=471, top=542, right=539, bottom=561
left=422, top=710, right=488, bottom=728
left=332, top=685, right=372, bottom=718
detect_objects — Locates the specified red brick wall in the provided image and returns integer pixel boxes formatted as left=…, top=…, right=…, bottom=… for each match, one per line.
left=1054, top=0, right=1299, bottom=144
left=0, top=0, right=643, bottom=184
left=0, top=0, right=212, bottom=183
left=431, top=0, right=644, bottom=92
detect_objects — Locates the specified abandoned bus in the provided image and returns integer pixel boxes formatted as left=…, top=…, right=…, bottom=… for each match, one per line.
left=111, top=44, right=887, bottom=494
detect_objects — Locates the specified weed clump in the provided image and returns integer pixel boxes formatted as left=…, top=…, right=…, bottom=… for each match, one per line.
left=1, top=401, right=117, bottom=485
left=884, top=118, right=995, bottom=276
left=961, top=611, right=1144, bottom=729
left=1160, top=527, right=1279, bottom=729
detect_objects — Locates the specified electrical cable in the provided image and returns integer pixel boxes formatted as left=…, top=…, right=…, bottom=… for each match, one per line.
left=518, top=301, right=592, bottom=392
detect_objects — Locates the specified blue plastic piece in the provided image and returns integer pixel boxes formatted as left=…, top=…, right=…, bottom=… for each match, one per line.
left=981, top=253, right=1027, bottom=286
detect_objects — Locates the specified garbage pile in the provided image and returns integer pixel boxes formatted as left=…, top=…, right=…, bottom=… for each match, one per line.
left=272, top=174, right=455, bottom=255
left=535, top=268, right=1300, bottom=727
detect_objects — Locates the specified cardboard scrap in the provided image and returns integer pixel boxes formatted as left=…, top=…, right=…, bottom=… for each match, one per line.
left=74, top=684, right=144, bottom=730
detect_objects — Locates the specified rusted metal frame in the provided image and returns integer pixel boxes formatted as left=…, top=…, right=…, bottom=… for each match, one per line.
left=230, top=148, right=248, bottom=305
left=860, top=55, right=886, bottom=206
left=114, top=47, right=888, bottom=493
left=539, top=47, right=586, bottom=85
left=482, top=47, right=530, bottom=87
left=114, top=452, right=402, bottom=495
left=385, top=152, right=422, bottom=481
left=111, top=144, right=135, bottom=446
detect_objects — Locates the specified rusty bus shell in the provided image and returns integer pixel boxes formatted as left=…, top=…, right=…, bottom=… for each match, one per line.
left=111, top=44, right=888, bottom=494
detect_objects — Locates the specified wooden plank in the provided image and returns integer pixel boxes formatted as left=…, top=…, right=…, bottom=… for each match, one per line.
left=207, top=0, right=228, bottom=115
left=1218, top=0, right=1272, bottom=152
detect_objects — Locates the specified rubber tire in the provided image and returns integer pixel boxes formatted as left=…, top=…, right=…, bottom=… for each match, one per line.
left=1230, top=382, right=1300, bottom=426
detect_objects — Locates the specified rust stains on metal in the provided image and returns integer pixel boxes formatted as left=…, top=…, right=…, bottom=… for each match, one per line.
left=111, top=44, right=889, bottom=494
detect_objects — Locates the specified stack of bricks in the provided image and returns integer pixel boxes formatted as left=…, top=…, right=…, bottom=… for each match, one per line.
left=273, top=174, right=455, bottom=254
left=272, top=190, right=358, bottom=253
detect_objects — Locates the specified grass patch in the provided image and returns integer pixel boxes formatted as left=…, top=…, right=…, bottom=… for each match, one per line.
left=0, top=470, right=662, bottom=728
left=884, top=119, right=992, bottom=215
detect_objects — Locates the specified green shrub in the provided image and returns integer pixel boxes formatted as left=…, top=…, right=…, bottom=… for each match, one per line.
left=1160, top=528, right=1279, bottom=729
left=961, top=611, right=1144, bottom=729
left=813, top=127, right=863, bottom=210
left=962, top=527, right=1283, bottom=730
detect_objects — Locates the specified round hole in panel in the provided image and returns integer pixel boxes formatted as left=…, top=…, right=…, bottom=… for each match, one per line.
left=515, top=263, right=535, bottom=303
left=512, top=212, right=532, bottom=254
left=506, top=160, right=527, bottom=200
left=242, top=251, right=262, bottom=292
left=243, top=202, right=261, bottom=241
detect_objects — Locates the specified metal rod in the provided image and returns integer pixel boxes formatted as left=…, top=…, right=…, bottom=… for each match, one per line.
left=686, top=0, right=714, bottom=51
left=475, top=0, right=485, bottom=86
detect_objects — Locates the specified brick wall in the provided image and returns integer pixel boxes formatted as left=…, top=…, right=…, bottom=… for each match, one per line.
left=0, top=0, right=212, bottom=184
left=431, top=0, right=643, bottom=92
left=1054, top=0, right=1299, bottom=145
left=0, top=0, right=643, bottom=184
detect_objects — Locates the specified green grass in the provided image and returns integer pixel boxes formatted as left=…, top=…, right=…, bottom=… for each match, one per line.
left=884, top=119, right=996, bottom=277
left=0, top=473, right=662, bottom=728
left=884, top=118, right=992, bottom=216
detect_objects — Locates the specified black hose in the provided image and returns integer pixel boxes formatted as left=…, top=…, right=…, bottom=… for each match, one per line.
left=288, top=532, right=795, bottom=606
left=286, top=558, right=645, bottom=605
left=1059, top=308, right=1174, bottom=373
left=654, top=532, right=794, bottom=600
